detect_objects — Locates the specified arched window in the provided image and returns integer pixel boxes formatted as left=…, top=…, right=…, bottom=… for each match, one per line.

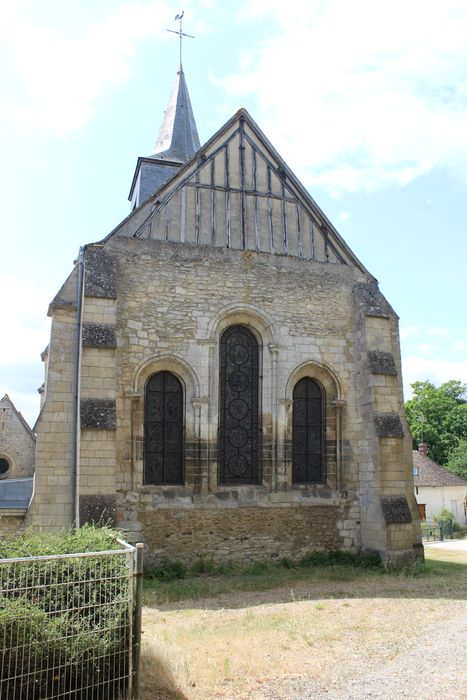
left=219, top=325, right=259, bottom=484
left=144, top=371, right=184, bottom=484
left=0, top=457, right=10, bottom=479
left=292, top=377, right=324, bottom=483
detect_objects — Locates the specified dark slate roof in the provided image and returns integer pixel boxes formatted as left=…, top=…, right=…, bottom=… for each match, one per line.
left=413, top=450, right=467, bottom=487
left=152, top=69, right=200, bottom=163
left=0, top=477, right=34, bottom=509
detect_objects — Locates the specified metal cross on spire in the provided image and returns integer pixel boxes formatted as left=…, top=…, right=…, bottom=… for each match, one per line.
left=167, top=11, right=195, bottom=71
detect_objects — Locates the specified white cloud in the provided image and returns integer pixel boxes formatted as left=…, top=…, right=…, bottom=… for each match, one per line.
left=336, top=211, right=351, bottom=226
left=218, top=0, right=467, bottom=193
left=0, top=275, right=51, bottom=366
left=402, top=356, right=467, bottom=399
left=0, top=274, right=52, bottom=425
left=400, top=322, right=467, bottom=398
left=1, top=1, right=173, bottom=134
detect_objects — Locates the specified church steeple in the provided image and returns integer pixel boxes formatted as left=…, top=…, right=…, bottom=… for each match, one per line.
left=152, top=68, right=200, bottom=163
left=129, top=67, right=200, bottom=209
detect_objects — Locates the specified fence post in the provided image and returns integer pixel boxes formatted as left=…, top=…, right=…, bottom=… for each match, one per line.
left=133, top=543, right=144, bottom=699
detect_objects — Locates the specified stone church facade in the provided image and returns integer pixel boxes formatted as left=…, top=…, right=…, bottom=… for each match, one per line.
left=27, top=69, right=423, bottom=566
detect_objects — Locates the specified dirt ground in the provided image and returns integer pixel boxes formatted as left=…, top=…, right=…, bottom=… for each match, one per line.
left=139, top=545, right=467, bottom=699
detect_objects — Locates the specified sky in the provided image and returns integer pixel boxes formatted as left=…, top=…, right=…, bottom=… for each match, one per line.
left=0, top=0, right=466, bottom=427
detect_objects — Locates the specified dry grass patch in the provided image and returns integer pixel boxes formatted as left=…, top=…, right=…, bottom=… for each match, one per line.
left=140, top=549, right=467, bottom=699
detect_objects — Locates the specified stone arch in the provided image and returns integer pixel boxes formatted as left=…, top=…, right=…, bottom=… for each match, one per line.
left=130, top=355, right=201, bottom=491
left=285, top=360, right=341, bottom=402
left=133, top=353, right=200, bottom=398
left=205, top=303, right=277, bottom=347
left=284, top=361, right=344, bottom=490
left=204, top=304, right=278, bottom=491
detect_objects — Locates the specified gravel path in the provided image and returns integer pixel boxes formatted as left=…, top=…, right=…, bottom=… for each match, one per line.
left=253, top=604, right=467, bottom=699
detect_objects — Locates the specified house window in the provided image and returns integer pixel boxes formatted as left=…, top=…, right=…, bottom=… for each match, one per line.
left=292, top=377, right=324, bottom=483
left=0, top=457, right=10, bottom=478
left=144, top=371, right=184, bottom=484
left=219, top=325, right=259, bottom=484
left=413, top=466, right=419, bottom=477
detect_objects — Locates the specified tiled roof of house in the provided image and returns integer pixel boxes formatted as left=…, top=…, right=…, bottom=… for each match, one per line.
left=413, top=450, right=467, bottom=487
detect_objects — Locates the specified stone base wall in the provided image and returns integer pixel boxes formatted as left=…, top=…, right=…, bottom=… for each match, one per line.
left=0, top=512, right=26, bottom=535
left=137, top=504, right=343, bottom=565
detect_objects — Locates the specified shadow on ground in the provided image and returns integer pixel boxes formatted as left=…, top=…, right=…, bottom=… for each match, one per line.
left=139, top=642, right=189, bottom=700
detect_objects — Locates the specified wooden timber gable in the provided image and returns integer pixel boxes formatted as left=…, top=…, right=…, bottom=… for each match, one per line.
left=111, top=110, right=371, bottom=275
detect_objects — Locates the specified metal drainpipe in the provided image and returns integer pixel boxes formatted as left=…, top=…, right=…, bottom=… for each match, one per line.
left=71, top=245, right=86, bottom=529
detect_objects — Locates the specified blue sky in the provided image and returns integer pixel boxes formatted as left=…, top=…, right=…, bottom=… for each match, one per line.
left=1, top=0, right=466, bottom=426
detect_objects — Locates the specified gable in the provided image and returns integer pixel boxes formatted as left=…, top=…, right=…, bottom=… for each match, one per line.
left=111, top=110, right=372, bottom=275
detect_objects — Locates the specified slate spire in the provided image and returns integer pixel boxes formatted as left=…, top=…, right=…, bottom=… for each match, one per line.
left=152, top=68, right=200, bottom=163
left=129, top=68, right=200, bottom=209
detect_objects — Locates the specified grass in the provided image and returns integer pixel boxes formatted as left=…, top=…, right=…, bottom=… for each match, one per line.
left=143, top=550, right=383, bottom=606
left=139, top=546, right=467, bottom=699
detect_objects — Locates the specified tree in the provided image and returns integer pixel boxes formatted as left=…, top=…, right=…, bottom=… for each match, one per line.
left=404, top=380, right=467, bottom=465
left=446, top=439, right=467, bottom=481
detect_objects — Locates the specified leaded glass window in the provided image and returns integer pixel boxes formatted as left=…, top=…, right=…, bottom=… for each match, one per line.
left=144, top=371, right=183, bottom=484
left=292, top=377, right=324, bottom=483
left=219, top=325, right=259, bottom=484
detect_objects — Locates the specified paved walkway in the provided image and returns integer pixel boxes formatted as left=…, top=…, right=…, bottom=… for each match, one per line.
left=424, top=538, right=467, bottom=552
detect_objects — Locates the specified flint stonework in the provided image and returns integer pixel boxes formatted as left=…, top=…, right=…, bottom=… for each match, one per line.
left=80, top=399, right=116, bottom=430
left=80, top=494, right=117, bottom=526
left=84, top=247, right=117, bottom=299
left=368, top=351, right=397, bottom=375
left=374, top=412, right=404, bottom=437
left=381, top=496, right=413, bottom=525
left=354, top=282, right=392, bottom=317
left=82, top=323, right=117, bottom=349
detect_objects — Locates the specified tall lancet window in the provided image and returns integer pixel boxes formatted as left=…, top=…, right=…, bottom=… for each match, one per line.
left=292, top=378, right=324, bottom=483
left=219, top=325, right=260, bottom=484
left=144, top=371, right=184, bottom=484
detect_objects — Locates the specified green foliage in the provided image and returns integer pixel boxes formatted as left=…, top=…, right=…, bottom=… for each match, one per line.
left=404, top=380, right=467, bottom=465
left=190, top=557, right=230, bottom=576
left=446, top=438, right=467, bottom=480
left=279, top=557, right=294, bottom=569
left=299, top=549, right=382, bottom=569
left=0, top=524, right=122, bottom=559
left=432, top=508, right=456, bottom=523
left=0, top=526, right=131, bottom=699
left=146, top=559, right=188, bottom=581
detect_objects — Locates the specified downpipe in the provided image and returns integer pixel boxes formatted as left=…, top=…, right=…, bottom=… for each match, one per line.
left=71, top=245, right=86, bottom=529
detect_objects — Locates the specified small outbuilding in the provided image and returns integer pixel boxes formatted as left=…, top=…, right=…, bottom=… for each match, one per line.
left=413, top=443, right=467, bottom=524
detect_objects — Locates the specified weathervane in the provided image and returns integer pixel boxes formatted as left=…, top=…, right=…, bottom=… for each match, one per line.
left=167, top=11, right=195, bottom=71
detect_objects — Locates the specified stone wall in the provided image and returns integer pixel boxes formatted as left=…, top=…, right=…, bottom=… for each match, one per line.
left=0, top=395, right=35, bottom=480
left=138, top=504, right=343, bottom=565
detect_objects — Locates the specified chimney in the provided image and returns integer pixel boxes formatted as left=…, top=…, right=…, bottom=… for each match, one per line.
left=418, top=442, right=428, bottom=455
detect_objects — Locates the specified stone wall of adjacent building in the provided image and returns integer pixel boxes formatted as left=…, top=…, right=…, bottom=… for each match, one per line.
left=0, top=395, right=35, bottom=480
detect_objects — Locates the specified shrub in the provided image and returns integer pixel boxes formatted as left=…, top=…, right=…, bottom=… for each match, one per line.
left=146, top=559, right=188, bottom=581
left=190, top=557, right=230, bottom=576
left=300, top=549, right=382, bottom=569
left=0, top=526, right=131, bottom=699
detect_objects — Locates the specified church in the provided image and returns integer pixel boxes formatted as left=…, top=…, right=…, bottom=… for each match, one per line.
left=25, top=58, right=423, bottom=566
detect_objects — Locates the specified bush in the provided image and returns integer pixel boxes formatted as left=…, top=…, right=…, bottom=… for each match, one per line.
left=0, top=525, right=131, bottom=699
left=300, top=549, right=382, bottom=569
left=190, top=557, right=230, bottom=576
left=432, top=508, right=456, bottom=524
left=146, top=559, right=188, bottom=581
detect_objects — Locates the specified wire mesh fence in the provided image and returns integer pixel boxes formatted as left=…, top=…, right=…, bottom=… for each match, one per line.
left=0, top=539, right=143, bottom=700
